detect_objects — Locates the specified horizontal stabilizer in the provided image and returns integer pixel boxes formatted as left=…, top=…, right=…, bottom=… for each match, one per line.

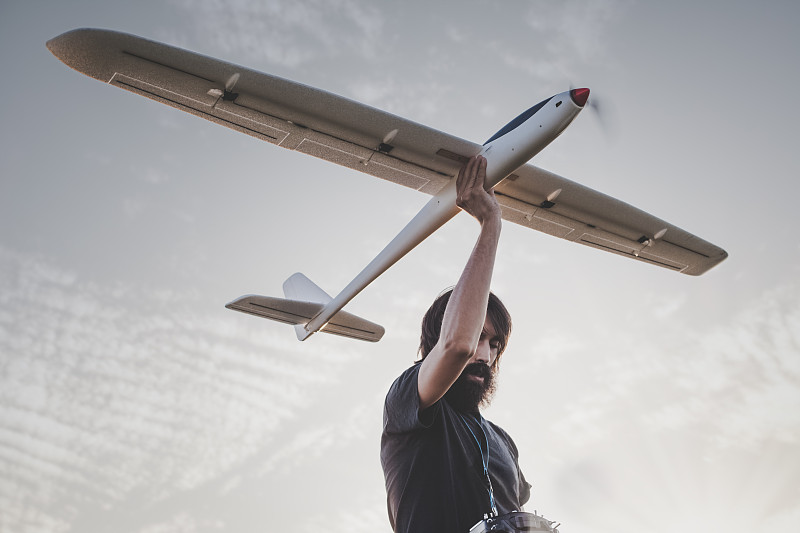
left=225, top=294, right=384, bottom=342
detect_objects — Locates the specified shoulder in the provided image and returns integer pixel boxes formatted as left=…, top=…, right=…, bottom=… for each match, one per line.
left=395, top=362, right=422, bottom=383
left=384, top=363, right=439, bottom=433
left=386, top=363, right=421, bottom=400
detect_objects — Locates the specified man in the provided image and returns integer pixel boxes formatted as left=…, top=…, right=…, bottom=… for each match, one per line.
left=381, top=156, right=531, bottom=533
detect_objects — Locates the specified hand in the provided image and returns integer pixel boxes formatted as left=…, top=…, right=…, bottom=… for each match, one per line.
left=456, top=156, right=501, bottom=225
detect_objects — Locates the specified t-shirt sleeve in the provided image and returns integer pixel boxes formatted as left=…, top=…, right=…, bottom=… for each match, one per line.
left=518, top=460, right=532, bottom=507
left=383, top=364, right=439, bottom=434
left=496, top=424, right=532, bottom=507
left=510, top=436, right=532, bottom=506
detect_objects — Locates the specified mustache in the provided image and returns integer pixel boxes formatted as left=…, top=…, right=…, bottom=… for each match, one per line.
left=463, top=362, right=492, bottom=379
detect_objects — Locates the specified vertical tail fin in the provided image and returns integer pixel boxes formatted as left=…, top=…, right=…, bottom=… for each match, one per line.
left=283, top=272, right=332, bottom=304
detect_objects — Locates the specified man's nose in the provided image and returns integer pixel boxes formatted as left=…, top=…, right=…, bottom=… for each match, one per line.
left=474, top=340, right=490, bottom=363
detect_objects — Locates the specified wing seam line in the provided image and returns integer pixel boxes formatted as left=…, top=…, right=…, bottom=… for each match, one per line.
left=112, top=79, right=280, bottom=141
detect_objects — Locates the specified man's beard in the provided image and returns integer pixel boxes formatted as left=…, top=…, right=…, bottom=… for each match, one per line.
left=444, top=362, right=497, bottom=413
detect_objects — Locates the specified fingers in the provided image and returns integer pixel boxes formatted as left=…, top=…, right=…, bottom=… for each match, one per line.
left=456, top=155, right=485, bottom=207
left=455, top=155, right=500, bottom=224
left=477, top=156, right=488, bottom=191
left=455, top=157, right=471, bottom=203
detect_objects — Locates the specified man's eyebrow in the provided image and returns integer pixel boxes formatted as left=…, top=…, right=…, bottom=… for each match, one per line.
left=481, top=329, right=500, bottom=340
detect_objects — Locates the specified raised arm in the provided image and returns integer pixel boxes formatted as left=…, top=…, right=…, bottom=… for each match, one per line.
left=417, top=156, right=502, bottom=410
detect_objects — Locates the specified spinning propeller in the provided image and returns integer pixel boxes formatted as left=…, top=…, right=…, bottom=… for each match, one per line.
left=571, top=84, right=614, bottom=136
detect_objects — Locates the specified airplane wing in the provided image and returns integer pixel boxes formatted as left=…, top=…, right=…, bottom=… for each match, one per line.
left=48, top=28, right=727, bottom=275
left=493, top=166, right=726, bottom=275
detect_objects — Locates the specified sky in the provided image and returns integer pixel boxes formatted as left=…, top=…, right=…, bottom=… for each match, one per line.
left=1, top=0, right=799, bottom=532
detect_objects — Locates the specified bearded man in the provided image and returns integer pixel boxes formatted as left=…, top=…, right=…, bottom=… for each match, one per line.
left=381, top=156, right=531, bottom=533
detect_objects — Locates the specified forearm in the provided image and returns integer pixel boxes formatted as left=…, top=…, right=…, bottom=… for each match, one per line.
left=439, top=214, right=502, bottom=354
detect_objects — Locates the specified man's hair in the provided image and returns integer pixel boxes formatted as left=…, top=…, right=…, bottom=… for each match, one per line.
left=417, top=288, right=512, bottom=364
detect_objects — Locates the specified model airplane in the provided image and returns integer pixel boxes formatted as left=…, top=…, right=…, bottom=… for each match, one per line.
left=47, top=28, right=727, bottom=343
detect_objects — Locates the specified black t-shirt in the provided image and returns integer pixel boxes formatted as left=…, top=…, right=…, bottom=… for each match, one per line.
left=381, top=364, right=531, bottom=533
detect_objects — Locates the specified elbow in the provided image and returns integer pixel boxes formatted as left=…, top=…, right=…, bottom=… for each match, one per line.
left=440, top=337, right=475, bottom=363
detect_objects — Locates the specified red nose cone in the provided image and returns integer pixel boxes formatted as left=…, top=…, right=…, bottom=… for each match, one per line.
left=570, top=88, right=590, bottom=107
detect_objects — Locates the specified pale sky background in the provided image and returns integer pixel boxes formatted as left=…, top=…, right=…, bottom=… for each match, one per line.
left=2, top=1, right=799, bottom=532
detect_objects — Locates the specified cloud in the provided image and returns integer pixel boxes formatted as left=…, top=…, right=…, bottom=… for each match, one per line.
left=545, top=281, right=800, bottom=451
left=493, top=280, right=800, bottom=532
left=166, top=0, right=386, bottom=68
left=524, top=0, right=628, bottom=64
left=0, top=246, right=372, bottom=533
left=679, top=284, right=800, bottom=449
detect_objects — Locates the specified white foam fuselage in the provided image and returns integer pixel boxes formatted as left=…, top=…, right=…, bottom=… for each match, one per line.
left=299, top=93, right=585, bottom=339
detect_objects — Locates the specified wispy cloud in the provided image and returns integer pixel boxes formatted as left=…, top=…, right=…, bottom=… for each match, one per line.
left=166, top=0, right=386, bottom=68
left=543, top=282, right=800, bottom=450
left=496, top=280, right=800, bottom=532
left=0, top=246, right=372, bottom=532
left=524, top=0, right=628, bottom=64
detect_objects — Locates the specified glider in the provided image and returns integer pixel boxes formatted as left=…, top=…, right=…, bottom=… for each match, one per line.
left=47, top=29, right=727, bottom=343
